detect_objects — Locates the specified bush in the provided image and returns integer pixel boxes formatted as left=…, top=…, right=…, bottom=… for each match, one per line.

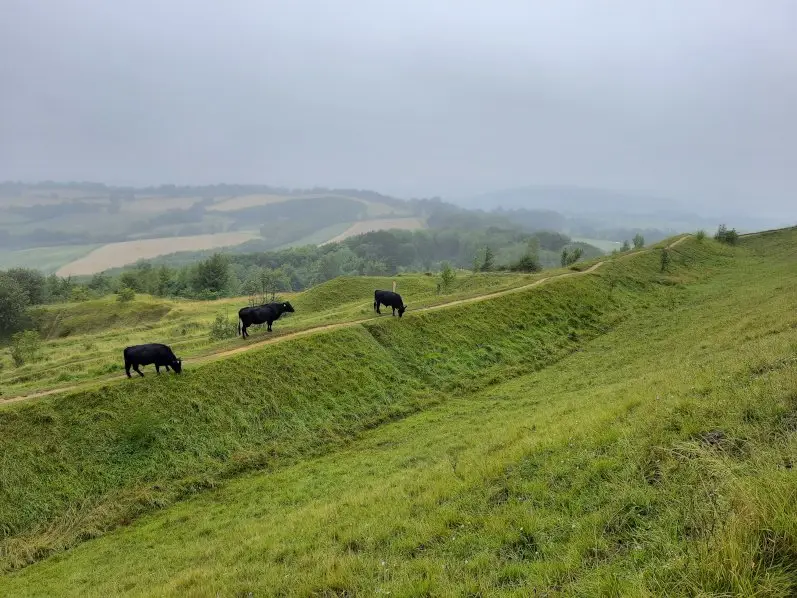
left=0, top=275, right=31, bottom=338
left=439, top=262, right=456, bottom=292
left=633, top=233, right=645, bottom=249
left=696, top=229, right=706, bottom=241
left=510, top=254, right=543, bottom=272
left=70, top=286, right=91, bottom=302
left=116, top=287, right=135, bottom=303
left=209, top=313, right=238, bottom=341
left=621, top=240, right=631, bottom=252
left=714, top=224, right=739, bottom=245
left=560, top=247, right=584, bottom=267
left=660, top=248, right=671, bottom=272
left=10, top=330, right=42, bottom=367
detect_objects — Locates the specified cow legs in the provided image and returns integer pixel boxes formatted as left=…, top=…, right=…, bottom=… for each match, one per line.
left=267, top=321, right=273, bottom=332
left=241, top=325, right=248, bottom=339
left=376, top=302, right=382, bottom=314
left=125, top=360, right=132, bottom=378
left=134, top=364, right=145, bottom=377
left=164, top=364, right=171, bottom=372
left=156, top=364, right=161, bottom=375
left=392, top=307, right=396, bottom=316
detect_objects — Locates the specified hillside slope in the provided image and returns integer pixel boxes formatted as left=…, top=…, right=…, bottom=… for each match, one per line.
left=3, top=230, right=797, bottom=595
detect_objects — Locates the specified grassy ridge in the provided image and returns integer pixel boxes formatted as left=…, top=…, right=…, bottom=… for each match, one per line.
left=0, top=246, right=687, bottom=571
left=0, top=272, right=537, bottom=397
left=4, top=231, right=797, bottom=595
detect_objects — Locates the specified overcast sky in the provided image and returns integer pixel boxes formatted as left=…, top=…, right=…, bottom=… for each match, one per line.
left=1, top=1, right=795, bottom=217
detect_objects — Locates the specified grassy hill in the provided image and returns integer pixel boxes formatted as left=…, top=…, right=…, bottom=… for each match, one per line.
left=2, top=229, right=797, bottom=595
left=0, top=271, right=539, bottom=398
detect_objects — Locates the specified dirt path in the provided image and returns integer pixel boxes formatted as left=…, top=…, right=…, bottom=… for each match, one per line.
left=1, top=237, right=688, bottom=406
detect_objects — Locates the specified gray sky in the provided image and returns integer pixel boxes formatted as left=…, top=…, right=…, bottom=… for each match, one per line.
left=1, top=1, right=795, bottom=218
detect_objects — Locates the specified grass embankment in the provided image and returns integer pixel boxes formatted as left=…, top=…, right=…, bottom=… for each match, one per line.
left=0, top=245, right=666, bottom=573
left=5, top=231, right=797, bottom=596
left=0, top=272, right=537, bottom=397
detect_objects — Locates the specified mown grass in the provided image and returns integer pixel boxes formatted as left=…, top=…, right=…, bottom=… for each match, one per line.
left=0, top=271, right=538, bottom=397
left=3, top=231, right=797, bottom=596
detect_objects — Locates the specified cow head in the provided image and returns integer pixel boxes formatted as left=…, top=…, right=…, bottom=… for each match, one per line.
left=398, top=304, right=407, bottom=317
left=172, top=358, right=183, bottom=374
left=282, top=301, right=295, bottom=314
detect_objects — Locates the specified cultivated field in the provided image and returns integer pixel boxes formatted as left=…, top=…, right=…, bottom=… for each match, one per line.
left=3, top=230, right=797, bottom=596
left=55, top=232, right=260, bottom=276
left=322, top=217, right=426, bottom=244
left=0, top=244, right=99, bottom=274
left=208, top=193, right=408, bottom=219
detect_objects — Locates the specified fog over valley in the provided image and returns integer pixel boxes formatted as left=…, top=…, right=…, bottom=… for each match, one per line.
left=1, top=0, right=795, bottom=225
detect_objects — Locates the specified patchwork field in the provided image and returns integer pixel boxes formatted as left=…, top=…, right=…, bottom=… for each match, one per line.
left=55, top=232, right=261, bottom=276
left=322, top=217, right=427, bottom=244
left=208, top=193, right=408, bottom=219
left=0, top=244, right=99, bottom=274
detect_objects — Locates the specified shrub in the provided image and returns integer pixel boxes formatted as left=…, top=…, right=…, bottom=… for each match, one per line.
left=510, top=254, right=543, bottom=273
left=696, top=229, right=706, bottom=241
left=633, top=233, right=645, bottom=249
left=714, top=224, right=739, bottom=245
left=10, top=330, right=42, bottom=367
left=439, top=262, right=456, bottom=292
left=621, top=240, right=631, bottom=252
left=209, top=313, right=238, bottom=341
left=70, top=286, right=91, bottom=302
left=116, top=287, right=135, bottom=302
left=561, top=247, right=584, bottom=267
left=660, top=248, right=671, bottom=272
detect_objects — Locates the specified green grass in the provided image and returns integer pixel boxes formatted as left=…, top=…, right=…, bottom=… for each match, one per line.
left=3, top=231, right=797, bottom=595
left=0, top=245, right=99, bottom=273
left=0, top=272, right=539, bottom=397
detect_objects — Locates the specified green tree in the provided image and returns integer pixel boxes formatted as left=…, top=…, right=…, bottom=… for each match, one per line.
left=88, top=273, right=111, bottom=295
left=481, top=246, right=495, bottom=271
left=70, top=286, right=91, bottom=302
left=0, top=275, right=31, bottom=338
left=714, top=224, right=739, bottom=245
left=439, top=261, right=455, bottom=291
left=6, top=268, right=46, bottom=304
left=621, top=240, right=631, bottom=252
left=118, top=271, right=141, bottom=292
left=155, top=266, right=172, bottom=297
left=117, top=287, right=135, bottom=302
left=632, top=233, right=645, bottom=249
left=660, top=248, right=671, bottom=272
left=192, top=253, right=230, bottom=295
left=209, top=313, right=238, bottom=341
left=560, top=247, right=584, bottom=267
left=10, top=330, right=42, bottom=367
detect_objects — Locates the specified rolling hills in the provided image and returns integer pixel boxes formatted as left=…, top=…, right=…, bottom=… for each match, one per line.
left=2, top=228, right=797, bottom=596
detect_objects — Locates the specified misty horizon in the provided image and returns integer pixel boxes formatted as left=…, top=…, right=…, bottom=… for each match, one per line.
left=2, top=1, right=796, bottom=221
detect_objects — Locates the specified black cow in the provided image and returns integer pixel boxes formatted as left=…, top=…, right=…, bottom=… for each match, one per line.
left=238, top=301, right=295, bottom=338
left=123, top=343, right=182, bottom=378
left=374, top=290, right=407, bottom=318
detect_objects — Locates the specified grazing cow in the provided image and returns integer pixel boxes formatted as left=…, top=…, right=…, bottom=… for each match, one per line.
left=123, top=343, right=182, bottom=378
left=374, top=290, right=407, bottom=318
left=238, top=301, right=295, bottom=338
